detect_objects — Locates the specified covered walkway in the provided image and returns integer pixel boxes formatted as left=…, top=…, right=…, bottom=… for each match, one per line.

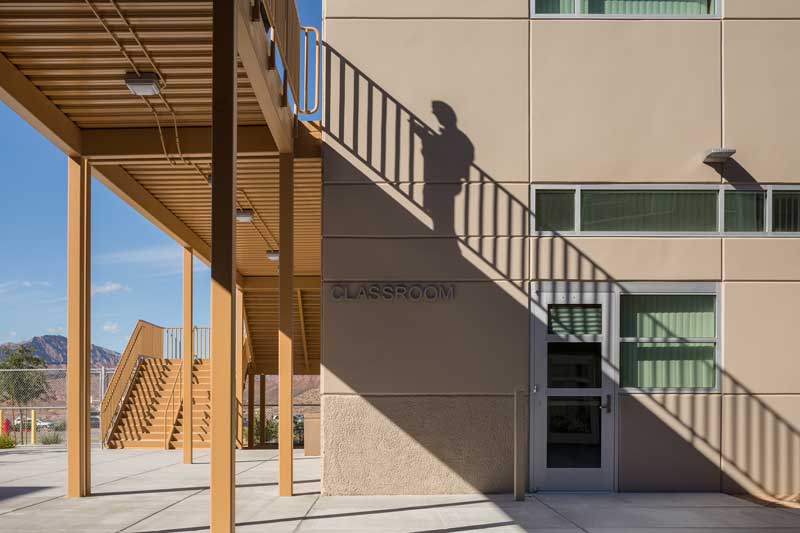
left=1, top=448, right=799, bottom=533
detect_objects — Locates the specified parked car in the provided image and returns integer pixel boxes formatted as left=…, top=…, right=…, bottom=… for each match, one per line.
left=13, top=417, right=53, bottom=429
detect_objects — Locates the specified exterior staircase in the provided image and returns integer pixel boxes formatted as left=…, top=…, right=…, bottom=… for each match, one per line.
left=107, top=359, right=211, bottom=449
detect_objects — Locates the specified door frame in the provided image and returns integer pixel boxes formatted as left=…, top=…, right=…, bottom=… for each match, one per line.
left=529, top=283, right=619, bottom=492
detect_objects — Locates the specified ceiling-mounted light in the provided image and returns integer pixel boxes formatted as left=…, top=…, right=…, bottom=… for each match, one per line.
left=236, top=208, right=254, bottom=223
left=266, top=250, right=280, bottom=262
left=704, top=147, right=737, bottom=164
left=123, top=72, right=161, bottom=96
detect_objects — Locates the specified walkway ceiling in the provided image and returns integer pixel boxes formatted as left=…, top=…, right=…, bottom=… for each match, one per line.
left=0, top=1, right=321, bottom=375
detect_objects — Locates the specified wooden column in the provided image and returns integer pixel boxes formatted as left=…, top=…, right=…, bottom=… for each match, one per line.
left=259, top=374, right=266, bottom=446
left=278, top=152, right=294, bottom=496
left=66, top=156, right=91, bottom=498
left=209, top=0, right=237, bottom=529
left=235, top=287, right=244, bottom=449
left=247, top=371, right=255, bottom=448
left=182, top=247, right=194, bottom=464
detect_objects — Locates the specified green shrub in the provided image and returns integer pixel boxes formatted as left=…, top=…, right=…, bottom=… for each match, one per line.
left=0, top=434, right=16, bottom=448
left=39, top=432, right=62, bottom=445
left=52, top=420, right=66, bottom=432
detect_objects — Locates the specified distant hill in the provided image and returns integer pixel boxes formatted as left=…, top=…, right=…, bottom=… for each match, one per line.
left=0, top=335, right=120, bottom=368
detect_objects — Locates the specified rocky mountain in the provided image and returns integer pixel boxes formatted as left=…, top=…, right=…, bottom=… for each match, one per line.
left=0, top=335, right=120, bottom=368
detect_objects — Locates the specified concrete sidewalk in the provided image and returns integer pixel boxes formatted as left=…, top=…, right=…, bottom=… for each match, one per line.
left=0, top=447, right=798, bottom=532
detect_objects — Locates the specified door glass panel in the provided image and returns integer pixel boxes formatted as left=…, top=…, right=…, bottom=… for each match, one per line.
left=548, top=304, right=602, bottom=335
left=548, top=342, right=602, bottom=388
left=547, top=397, right=602, bottom=468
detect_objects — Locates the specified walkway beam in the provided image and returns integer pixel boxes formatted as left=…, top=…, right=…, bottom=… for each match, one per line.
left=182, top=247, right=194, bottom=465
left=278, top=152, right=295, bottom=496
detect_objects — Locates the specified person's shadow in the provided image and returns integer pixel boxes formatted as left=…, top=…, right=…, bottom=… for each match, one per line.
left=411, top=101, right=475, bottom=236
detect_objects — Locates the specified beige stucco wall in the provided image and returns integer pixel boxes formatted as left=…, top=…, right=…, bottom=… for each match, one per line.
left=722, top=394, right=800, bottom=500
left=322, top=395, right=514, bottom=494
left=725, top=0, right=800, bottom=18
left=323, top=2, right=800, bottom=499
left=724, top=20, right=800, bottom=182
left=619, top=394, right=722, bottom=492
left=325, top=0, right=529, bottom=18
left=530, top=20, right=721, bottom=182
left=531, top=237, right=722, bottom=281
left=722, top=282, right=800, bottom=395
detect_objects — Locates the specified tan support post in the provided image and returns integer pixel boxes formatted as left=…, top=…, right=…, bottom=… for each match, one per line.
left=209, top=0, right=237, bottom=528
left=182, top=247, right=194, bottom=464
left=247, top=371, right=255, bottom=448
left=513, top=389, right=528, bottom=501
left=259, top=375, right=266, bottom=446
left=235, top=287, right=244, bottom=449
left=67, top=156, right=91, bottom=497
left=31, top=409, right=36, bottom=445
left=278, top=152, right=294, bottom=496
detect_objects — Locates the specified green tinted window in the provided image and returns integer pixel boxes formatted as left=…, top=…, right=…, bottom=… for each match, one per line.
left=535, top=190, right=575, bottom=231
left=773, top=191, right=800, bottom=233
left=549, top=304, right=602, bottom=335
left=536, top=0, right=575, bottom=14
left=581, top=190, right=718, bottom=232
left=620, top=295, right=715, bottom=339
left=725, top=191, right=765, bottom=232
left=620, top=343, right=716, bottom=388
left=581, top=0, right=714, bottom=15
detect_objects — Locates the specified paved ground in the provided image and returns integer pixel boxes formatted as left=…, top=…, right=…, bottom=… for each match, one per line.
left=1, top=447, right=799, bottom=532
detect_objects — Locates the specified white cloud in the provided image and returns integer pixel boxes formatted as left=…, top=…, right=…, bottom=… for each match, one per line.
left=94, top=245, right=182, bottom=267
left=0, top=280, right=51, bottom=294
left=91, top=281, right=130, bottom=296
left=102, top=322, right=121, bottom=334
left=47, top=326, right=65, bottom=334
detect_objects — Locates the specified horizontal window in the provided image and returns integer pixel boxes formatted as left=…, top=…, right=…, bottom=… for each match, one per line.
left=773, top=191, right=800, bottom=233
left=620, top=342, right=716, bottom=388
left=725, top=190, right=765, bottom=233
left=534, top=0, right=716, bottom=16
left=620, top=295, right=715, bottom=339
left=535, top=190, right=575, bottom=232
left=581, top=190, right=718, bottom=232
left=619, top=294, right=717, bottom=390
left=549, top=304, right=602, bottom=336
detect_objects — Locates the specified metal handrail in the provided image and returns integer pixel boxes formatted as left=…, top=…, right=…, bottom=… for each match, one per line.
left=103, top=354, right=149, bottom=446
left=163, top=361, right=183, bottom=449
left=300, top=25, right=320, bottom=115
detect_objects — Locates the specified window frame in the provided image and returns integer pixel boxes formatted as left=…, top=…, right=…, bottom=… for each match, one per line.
left=531, top=0, right=721, bottom=19
left=615, top=284, right=721, bottom=394
left=531, top=184, right=800, bottom=237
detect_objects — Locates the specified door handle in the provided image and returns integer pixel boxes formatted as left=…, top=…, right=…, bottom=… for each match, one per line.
left=599, top=394, right=611, bottom=414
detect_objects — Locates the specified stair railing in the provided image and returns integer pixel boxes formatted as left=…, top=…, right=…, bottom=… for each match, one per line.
left=163, top=361, right=183, bottom=449
left=100, top=320, right=164, bottom=447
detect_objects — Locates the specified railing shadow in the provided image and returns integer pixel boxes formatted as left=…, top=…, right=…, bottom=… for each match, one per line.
left=321, top=42, right=800, bottom=501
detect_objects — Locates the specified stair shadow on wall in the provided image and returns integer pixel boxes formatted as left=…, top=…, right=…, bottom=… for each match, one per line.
left=320, top=42, right=800, bottom=503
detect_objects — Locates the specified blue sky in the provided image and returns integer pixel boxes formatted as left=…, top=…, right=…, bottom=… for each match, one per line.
left=0, top=1, right=321, bottom=353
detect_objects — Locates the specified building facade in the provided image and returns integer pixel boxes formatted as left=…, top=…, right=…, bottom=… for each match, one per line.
left=321, top=0, right=800, bottom=499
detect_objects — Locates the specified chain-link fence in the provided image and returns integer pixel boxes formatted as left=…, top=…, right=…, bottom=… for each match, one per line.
left=0, top=367, right=115, bottom=446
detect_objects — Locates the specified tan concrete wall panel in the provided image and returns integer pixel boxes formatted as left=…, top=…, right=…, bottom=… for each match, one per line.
left=619, top=394, right=722, bottom=491
left=724, top=21, right=800, bottom=182
left=722, top=282, right=800, bottom=394
left=724, top=239, right=800, bottom=281
left=325, top=238, right=529, bottom=281
left=322, top=281, right=528, bottom=394
left=324, top=182, right=529, bottom=237
left=725, top=0, right=800, bottom=19
left=322, top=394, right=514, bottom=494
left=324, top=19, right=530, bottom=183
left=531, top=237, right=722, bottom=281
left=722, top=395, right=800, bottom=499
left=325, top=0, right=529, bottom=19
left=531, top=20, right=721, bottom=182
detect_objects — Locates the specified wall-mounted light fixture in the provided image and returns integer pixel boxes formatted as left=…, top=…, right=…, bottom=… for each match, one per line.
left=236, top=208, right=254, bottom=223
left=123, top=72, right=161, bottom=96
left=266, top=250, right=280, bottom=262
left=704, top=147, right=737, bottom=164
